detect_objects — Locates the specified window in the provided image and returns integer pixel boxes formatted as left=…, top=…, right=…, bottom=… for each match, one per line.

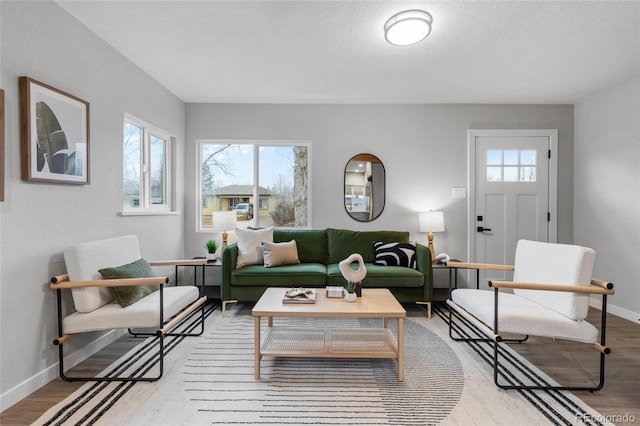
left=123, top=115, right=172, bottom=212
left=198, top=141, right=310, bottom=231
left=486, top=149, right=537, bottom=182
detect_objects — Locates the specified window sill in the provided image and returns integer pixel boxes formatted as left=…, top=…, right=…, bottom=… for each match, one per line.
left=119, top=210, right=181, bottom=217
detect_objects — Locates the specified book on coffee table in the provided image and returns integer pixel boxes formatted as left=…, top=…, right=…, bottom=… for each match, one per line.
left=282, top=288, right=316, bottom=304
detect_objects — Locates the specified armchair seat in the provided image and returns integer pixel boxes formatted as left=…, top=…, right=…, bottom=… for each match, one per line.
left=62, top=286, right=200, bottom=334
left=451, top=289, right=598, bottom=343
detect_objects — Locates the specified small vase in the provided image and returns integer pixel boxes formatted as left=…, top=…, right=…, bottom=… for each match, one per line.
left=345, top=292, right=357, bottom=303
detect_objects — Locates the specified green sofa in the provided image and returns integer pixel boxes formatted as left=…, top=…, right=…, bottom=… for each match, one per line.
left=221, top=228, right=433, bottom=316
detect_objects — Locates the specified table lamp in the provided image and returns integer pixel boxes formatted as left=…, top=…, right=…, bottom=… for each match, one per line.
left=419, top=211, right=445, bottom=263
left=212, top=211, right=237, bottom=249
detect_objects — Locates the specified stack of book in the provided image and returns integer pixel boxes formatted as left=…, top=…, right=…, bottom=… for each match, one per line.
left=282, top=288, right=316, bottom=304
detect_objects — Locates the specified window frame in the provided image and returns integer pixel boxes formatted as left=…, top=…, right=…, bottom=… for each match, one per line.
left=122, top=114, right=173, bottom=214
left=196, top=139, right=311, bottom=233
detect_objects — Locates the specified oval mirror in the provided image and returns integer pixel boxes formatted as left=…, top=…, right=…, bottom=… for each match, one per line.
left=344, top=153, right=385, bottom=222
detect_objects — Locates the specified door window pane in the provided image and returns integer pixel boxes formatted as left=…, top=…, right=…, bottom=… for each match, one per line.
left=487, top=167, right=502, bottom=182
left=520, top=150, right=536, bottom=165
left=520, top=167, right=536, bottom=182
left=504, top=166, right=518, bottom=181
left=487, top=150, right=502, bottom=165
left=504, top=150, right=518, bottom=165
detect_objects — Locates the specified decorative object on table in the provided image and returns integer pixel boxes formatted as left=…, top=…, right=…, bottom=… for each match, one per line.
left=326, top=286, right=344, bottom=298
left=19, top=77, right=90, bottom=184
left=205, top=240, right=218, bottom=261
left=282, top=287, right=316, bottom=304
left=419, top=210, right=445, bottom=263
left=344, top=281, right=357, bottom=303
left=211, top=210, right=237, bottom=249
left=338, top=253, right=367, bottom=290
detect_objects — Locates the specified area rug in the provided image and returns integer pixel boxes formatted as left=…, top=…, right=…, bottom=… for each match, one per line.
left=35, top=301, right=609, bottom=425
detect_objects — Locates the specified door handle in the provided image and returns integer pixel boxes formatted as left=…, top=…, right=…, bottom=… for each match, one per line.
left=477, top=226, right=492, bottom=232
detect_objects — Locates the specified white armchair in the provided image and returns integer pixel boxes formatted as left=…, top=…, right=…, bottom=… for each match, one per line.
left=446, top=239, right=614, bottom=391
left=50, top=234, right=208, bottom=382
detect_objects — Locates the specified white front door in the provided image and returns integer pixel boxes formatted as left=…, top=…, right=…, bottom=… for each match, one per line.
left=468, top=130, right=558, bottom=288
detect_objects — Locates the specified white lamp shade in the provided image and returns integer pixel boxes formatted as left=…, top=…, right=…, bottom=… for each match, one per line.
left=212, top=211, right=237, bottom=232
left=384, top=10, right=433, bottom=46
left=419, top=211, right=445, bottom=233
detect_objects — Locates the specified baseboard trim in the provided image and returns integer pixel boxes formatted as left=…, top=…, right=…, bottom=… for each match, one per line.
left=0, top=329, right=123, bottom=412
left=589, top=296, right=639, bottom=324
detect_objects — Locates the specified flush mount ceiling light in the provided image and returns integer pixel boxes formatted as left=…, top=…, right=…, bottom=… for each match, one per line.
left=384, top=9, right=432, bottom=46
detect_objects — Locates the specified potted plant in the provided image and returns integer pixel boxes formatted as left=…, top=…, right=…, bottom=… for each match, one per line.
left=344, top=281, right=357, bottom=303
left=206, top=240, right=218, bottom=261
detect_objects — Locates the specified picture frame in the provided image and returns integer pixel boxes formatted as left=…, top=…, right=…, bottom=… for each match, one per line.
left=20, top=77, right=90, bottom=184
left=1, top=88, right=5, bottom=201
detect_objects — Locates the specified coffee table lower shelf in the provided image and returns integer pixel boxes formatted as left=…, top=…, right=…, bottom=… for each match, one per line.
left=261, top=327, right=399, bottom=357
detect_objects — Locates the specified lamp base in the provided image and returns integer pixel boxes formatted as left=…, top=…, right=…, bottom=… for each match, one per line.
left=427, top=231, right=436, bottom=263
left=222, top=231, right=229, bottom=249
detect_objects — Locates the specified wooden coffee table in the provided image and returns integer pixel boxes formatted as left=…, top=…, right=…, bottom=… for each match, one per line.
left=252, top=287, right=406, bottom=381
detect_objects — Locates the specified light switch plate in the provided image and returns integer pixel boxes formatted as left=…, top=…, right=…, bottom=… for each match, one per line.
left=452, top=187, right=467, bottom=198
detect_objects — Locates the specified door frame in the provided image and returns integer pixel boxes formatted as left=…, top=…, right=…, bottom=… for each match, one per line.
left=467, top=129, right=558, bottom=263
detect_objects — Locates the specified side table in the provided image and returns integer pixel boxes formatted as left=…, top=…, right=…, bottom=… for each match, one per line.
left=177, top=258, right=223, bottom=300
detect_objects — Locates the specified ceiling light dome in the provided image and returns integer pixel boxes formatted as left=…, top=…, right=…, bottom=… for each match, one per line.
left=384, top=10, right=432, bottom=46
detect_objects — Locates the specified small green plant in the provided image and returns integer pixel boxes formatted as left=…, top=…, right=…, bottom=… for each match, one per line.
left=206, top=240, right=218, bottom=254
left=345, top=281, right=356, bottom=294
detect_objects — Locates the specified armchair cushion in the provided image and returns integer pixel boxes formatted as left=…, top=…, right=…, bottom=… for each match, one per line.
left=99, top=258, right=159, bottom=307
left=512, top=240, right=595, bottom=321
left=451, top=288, right=598, bottom=343
left=64, top=235, right=143, bottom=313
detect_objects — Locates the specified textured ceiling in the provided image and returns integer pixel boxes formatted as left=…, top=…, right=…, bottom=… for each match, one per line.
left=56, top=0, right=640, bottom=104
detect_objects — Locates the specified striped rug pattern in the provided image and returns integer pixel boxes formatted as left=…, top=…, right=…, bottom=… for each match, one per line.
left=35, top=301, right=608, bottom=425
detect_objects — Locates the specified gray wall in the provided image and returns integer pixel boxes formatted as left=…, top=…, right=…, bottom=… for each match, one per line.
left=574, top=76, right=640, bottom=320
left=185, top=103, right=575, bottom=275
left=0, top=1, right=186, bottom=409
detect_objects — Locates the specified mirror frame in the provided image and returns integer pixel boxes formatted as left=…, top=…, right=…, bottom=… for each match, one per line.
left=344, top=153, right=385, bottom=222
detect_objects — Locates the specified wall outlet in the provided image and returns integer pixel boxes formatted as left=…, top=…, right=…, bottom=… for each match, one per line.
left=452, top=187, right=467, bottom=198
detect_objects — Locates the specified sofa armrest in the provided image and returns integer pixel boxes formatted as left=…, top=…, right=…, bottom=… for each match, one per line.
left=221, top=243, right=239, bottom=301
left=415, top=243, right=433, bottom=302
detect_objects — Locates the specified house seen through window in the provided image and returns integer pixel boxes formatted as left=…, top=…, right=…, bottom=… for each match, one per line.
left=198, top=141, right=310, bottom=231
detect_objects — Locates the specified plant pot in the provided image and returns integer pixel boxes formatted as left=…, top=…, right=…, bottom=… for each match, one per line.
left=206, top=252, right=217, bottom=261
left=344, top=292, right=357, bottom=303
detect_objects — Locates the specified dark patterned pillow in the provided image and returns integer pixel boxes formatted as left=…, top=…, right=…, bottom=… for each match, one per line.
left=373, top=241, right=417, bottom=268
left=99, top=258, right=159, bottom=307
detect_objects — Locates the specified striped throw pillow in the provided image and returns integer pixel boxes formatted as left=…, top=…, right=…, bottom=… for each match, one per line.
left=373, top=241, right=417, bottom=268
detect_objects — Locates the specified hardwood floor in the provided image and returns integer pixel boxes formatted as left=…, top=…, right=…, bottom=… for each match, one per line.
left=2, top=305, right=639, bottom=425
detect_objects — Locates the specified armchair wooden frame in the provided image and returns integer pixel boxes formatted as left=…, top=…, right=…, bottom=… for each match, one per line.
left=50, top=258, right=208, bottom=383
left=446, top=261, right=614, bottom=392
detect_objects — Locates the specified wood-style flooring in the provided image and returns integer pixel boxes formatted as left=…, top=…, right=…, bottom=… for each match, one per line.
left=1, top=305, right=639, bottom=425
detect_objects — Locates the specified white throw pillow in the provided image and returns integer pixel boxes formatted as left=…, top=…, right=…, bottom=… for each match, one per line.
left=262, top=240, right=300, bottom=268
left=236, top=227, right=273, bottom=268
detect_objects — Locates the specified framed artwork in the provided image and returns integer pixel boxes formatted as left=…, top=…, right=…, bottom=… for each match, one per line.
left=1, top=88, right=4, bottom=201
left=20, top=77, right=90, bottom=184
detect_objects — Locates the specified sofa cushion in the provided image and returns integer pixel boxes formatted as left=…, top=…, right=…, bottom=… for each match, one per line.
left=327, top=228, right=410, bottom=264
left=64, top=234, right=142, bottom=313
left=261, top=240, right=300, bottom=268
left=274, top=229, right=328, bottom=263
left=232, top=263, right=327, bottom=287
left=326, top=263, right=423, bottom=287
left=99, top=258, right=159, bottom=308
left=236, top=227, right=273, bottom=268
left=373, top=241, right=417, bottom=268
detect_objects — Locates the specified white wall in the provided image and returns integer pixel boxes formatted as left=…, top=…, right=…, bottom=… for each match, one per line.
left=0, top=1, right=186, bottom=410
left=574, top=76, right=640, bottom=322
left=185, top=103, right=575, bottom=271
